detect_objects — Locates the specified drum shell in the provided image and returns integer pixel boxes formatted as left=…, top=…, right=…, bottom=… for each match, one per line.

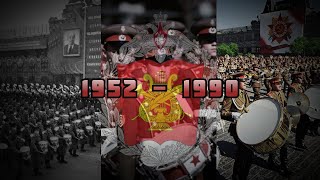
left=63, top=134, right=72, bottom=145
left=250, top=108, right=290, bottom=154
left=20, top=146, right=31, bottom=160
left=39, top=141, right=49, bottom=153
left=49, top=137, right=59, bottom=151
left=236, top=98, right=291, bottom=154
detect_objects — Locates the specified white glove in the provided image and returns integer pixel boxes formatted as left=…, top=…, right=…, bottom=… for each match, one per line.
left=232, top=112, right=242, bottom=121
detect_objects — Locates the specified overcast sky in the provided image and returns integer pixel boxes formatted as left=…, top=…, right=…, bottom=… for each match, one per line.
left=217, top=0, right=320, bottom=29
left=0, top=0, right=319, bottom=30
left=0, top=0, right=67, bottom=30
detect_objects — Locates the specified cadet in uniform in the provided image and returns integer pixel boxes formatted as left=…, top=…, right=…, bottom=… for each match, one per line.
left=101, top=24, right=137, bottom=180
left=289, top=72, right=309, bottom=149
left=191, top=18, right=218, bottom=179
left=250, top=64, right=261, bottom=100
left=69, top=128, right=79, bottom=157
left=221, top=72, right=252, bottom=180
left=57, top=137, right=68, bottom=163
left=267, top=77, right=290, bottom=176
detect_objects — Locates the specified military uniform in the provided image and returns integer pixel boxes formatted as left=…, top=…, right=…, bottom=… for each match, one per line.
left=289, top=72, right=309, bottom=149
left=267, top=77, right=290, bottom=175
left=57, top=138, right=68, bottom=163
left=69, top=130, right=79, bottom=156
left=251, top=73, right=261, bottom=100
left=30, top=133, right=42, bottom=175
left=221, top=72, right=252, bottom=180
left=101, top=24, right=138, bottom=180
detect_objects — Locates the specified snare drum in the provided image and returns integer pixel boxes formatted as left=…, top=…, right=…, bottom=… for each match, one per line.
left=86, top=126, right=93, bottom=136
left=20, top=146, right=31, bottom=160
left=73, top=119, right=81, bottom=128
left=95, top=121, right=101, bottom=131
left=38, top=141, right=49, bottom=153
left=236, top=98, right=291, bottom=154
left=0, top=143, right=9, bottom=161
left=64, top=123, right=71, bottom=131
left=63, top=134, right=72, bottom=145
left=60, top=114, right=69, bottom=122
left=49, top=136, right=59, bottom=151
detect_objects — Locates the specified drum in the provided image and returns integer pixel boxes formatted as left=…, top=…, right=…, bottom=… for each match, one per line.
left=86, top=126, right=93, bottom=136
left=0, top=143, right=9, bottom=161
left=63, top=134, right=72, bottom=145
left=95, top=121, right=101, bottom=131
left=73, top=119, right=81, bottom=128
left=20, top=146, right=31, bottom=160
left=38, top=141, right=49, bottom=153
left=236, top=98, right=291, bottom=154
left=61, top=114, right=69, bottom=122
left=77, top=129, right=85, bottom=139
left=49, top=136, right=59, bottom=152
left=305, top=85, right=320, bottom=119
left=64, top=123, right=71, bottom=131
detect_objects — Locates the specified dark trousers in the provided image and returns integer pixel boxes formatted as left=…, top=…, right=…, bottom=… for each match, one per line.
left=296, top=114, right=310, bottom=145
left=69, top=148, right=77, bottom=155
left=230, top=124, right=254, bottom=180
left=268, top=143, right=288, bottom=168
left=57, top=154, right=65, bottom=162
left=253, top=87, right=260, bottom=100
left=310, top=120, right=320, bottom=134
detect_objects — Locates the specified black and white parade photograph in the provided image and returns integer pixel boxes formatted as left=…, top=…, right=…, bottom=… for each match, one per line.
left=0, top=0, right=101, bottom=180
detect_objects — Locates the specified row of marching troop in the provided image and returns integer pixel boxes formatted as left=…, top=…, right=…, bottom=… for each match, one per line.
left=0, top=82, right=102, bottom=179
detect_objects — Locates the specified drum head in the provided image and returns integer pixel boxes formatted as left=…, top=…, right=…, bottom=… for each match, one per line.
left=39, top=141, right=48, bottom=145
left=63, top=134, right=71, bottom=138
left=20, top=146, right=30, bottom=152
left=86, top=126, right=93, bottom=130
left=237, top=98, right=281, bottom=145
left=0, top=143, right=8, bottom=149
left=305, top=86, right=320, bottom=119
left=50, top=136, right=59, bottom=141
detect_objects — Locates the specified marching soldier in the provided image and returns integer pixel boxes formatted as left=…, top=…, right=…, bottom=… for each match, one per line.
left=56, top=137, right=68, bottom=163
left=30, top=128, right=42, bottom=176
left=101, top=24, right=138, bottom=180
left=289, top=72, right=310, bottom=149
left=267, top=76, right=290, bottom=176
left=189, top=18, right=218, bottom=179
left=78, top=128, right=87, bottom=152
left=69, top=128, right=79, bottom=157
left=221, top=72, right=252, bottom=180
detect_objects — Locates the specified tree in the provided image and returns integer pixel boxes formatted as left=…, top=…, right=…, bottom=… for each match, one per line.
left=290, top=37, right=307, bottom=55
left=229, top=43, right=239, bottom=56
left=217, top=43, right=239, bottom=56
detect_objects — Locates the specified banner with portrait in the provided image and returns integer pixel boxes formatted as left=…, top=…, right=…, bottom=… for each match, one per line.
left=63, top=29, right=80, bottom=57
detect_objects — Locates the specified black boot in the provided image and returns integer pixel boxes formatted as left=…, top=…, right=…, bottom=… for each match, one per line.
left=45, top=161, right=52, bottom=169
left=80, top=144, right=86, bottom=152
left=61, top=156, right=68, bottom=163
left=280, top=145, right=291, bottom=177
left=72, top=149, right=79, bottom=157
left=295, top=140, right=307, bottom=150
left=268, top=153, right=280, bottom=170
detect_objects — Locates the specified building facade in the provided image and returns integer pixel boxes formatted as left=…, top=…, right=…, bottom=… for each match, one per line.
left=217, top=20, right=260, bottom=54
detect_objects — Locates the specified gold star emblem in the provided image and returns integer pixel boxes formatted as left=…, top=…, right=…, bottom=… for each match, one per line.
left=268, top=13, right=293, bottom=43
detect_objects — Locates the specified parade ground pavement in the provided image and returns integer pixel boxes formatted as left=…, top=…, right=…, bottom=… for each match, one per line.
left=20, top=145, right=101, bottom=180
